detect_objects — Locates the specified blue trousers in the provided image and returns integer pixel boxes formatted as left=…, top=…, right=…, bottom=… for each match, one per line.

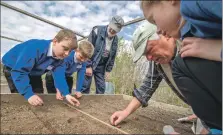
left=81, top=65, right=106, bottom=94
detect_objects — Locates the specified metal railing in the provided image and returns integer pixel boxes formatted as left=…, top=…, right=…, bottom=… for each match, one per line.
left=77, top=17, right=145, bottom=42
left=124, top=17, right=145, bottom=26
left=0, top=35, right=23, bottom=43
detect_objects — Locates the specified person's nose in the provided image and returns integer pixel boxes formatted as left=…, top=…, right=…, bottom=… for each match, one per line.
left=146, top=55, right=153, bottom=61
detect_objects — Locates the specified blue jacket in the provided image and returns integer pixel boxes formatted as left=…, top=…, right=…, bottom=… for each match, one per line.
left=2, top=39, right=64, bottom=100
left=180, top=1, right=222, bottom=39
left=52, top=51, right=86, bottom=96
left=87, top=25, right=118, bottom=72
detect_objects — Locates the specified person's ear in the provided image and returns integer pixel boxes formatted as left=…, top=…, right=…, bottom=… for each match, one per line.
left=171, top=0, right=179, bottom=6
left=52, top=39, right=58, bottom=46
left=74, top=48, right=78, bottom=52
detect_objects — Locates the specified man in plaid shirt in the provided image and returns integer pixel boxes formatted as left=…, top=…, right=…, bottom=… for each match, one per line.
left=109, top=22, right=190, bottom=126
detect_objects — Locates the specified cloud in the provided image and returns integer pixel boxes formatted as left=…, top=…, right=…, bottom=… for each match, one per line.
left=1, top=1, right=144, bottom=56
left=47, top=1, right=90, bottom=17
left=125, top=34, right=133, bottom=39
left=1, top=6, right=61, bottom=41
left=88, top=1, right=111, bottom=8
left=3, top=1, right=51, bottom=16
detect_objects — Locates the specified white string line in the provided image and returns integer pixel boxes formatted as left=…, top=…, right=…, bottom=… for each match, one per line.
left=63, top=102, right=129, bottom=134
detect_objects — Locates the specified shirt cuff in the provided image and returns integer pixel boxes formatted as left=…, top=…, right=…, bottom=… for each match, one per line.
left=24, top=90, right=34, bottom=100
left=62, top=90, right=70, bottom=97
left=132, top=88, right=148, bottom=107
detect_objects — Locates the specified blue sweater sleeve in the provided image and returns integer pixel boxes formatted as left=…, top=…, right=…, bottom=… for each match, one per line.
left=52, top=63, right=70, bottom=96
left=10, top=43, right=36, bottom=100
left=76, top=63, right=86, bottom=92
left=180, top=1, right=222, bottom=38
left=196, top=1, right=222, bottom=20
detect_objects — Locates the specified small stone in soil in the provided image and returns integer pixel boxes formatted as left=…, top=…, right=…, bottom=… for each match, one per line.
left=2, top=101, right=9, bottom=103
left=67, top=118, right=72, bottom=123
left=133, top=117, right=139, bottom=121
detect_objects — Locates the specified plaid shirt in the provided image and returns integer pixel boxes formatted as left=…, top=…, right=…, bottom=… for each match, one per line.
left=133, top=41, right=188, bottom=107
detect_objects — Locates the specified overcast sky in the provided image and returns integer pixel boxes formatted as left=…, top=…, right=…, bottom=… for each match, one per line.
left=1, top=1, right=148, bottom=58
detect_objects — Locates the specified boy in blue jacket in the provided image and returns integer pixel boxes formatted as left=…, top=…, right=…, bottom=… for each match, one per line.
left=45, top=40, right=94, bottom=100
left=2, top=29, right=80, bottom=106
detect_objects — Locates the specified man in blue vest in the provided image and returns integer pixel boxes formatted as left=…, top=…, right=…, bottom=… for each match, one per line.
left=81, top=15, right=124, bottom=94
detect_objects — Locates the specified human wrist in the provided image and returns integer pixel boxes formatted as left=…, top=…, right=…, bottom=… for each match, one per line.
left=65, top=94, right=71, bottom=98
left=24, top=91, right=34, bottom=100
left=123, top=109, right=131, bottom=116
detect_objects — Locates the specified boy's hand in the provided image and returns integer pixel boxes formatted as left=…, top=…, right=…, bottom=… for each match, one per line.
left=65, top=95, right=80, bottom=106
left=56, top=88, right=64, bottom=100
left=86, top=67, right=93, bottom=76
left=28, top=95, right=44, bottom=106
left=105, top=72, right=110, bottom=81
left=75, top=91, right=82, bottom=99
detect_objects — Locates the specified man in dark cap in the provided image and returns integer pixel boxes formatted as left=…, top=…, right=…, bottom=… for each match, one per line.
left=80, top=15, right=124, bottom=95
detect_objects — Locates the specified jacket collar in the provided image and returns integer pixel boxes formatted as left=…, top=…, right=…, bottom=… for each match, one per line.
left=99, top=25, right=108, bottom=39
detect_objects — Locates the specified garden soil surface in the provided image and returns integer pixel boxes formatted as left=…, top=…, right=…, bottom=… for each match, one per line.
left=1, top=94, right=193, bottom=134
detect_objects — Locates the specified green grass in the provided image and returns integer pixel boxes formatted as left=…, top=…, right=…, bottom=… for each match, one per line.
left=151, top=84, right=189, bottom=108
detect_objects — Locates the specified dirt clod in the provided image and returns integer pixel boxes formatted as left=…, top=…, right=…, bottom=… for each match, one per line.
left=67, top=118, right=74, bottom=123
left=133, top=117, right=139, bottom=121
left=67, top=119, right=71, bottom=123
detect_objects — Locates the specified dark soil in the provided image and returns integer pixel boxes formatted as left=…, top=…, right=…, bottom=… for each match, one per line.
left=1, top=94, right=193, bottom=134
